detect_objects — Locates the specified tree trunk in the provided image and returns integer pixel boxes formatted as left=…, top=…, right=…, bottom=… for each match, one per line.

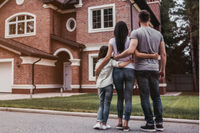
left=188, top=7, right=198, bottom=92
left=196, top=0, right=199, bottom=91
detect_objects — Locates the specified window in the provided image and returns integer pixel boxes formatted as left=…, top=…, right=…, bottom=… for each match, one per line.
left=88, top=4, right=116, bottom=33
left=66, top=18, right=76, bottom=32
left=89, top=53, right=98, bottom=81
left=5, top=12, right=36, bottom=38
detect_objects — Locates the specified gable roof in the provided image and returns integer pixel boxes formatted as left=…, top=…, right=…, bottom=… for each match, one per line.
left=50, top=34, right=85, bottom=48
left=0, top=0, right=9, bottom=8
left=0, top=37, right=58, bottom=60
left=42, top=0, right=78, bottom=10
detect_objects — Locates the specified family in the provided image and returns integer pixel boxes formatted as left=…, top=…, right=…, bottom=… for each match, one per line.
left=93, top=10, right=166, bottom=132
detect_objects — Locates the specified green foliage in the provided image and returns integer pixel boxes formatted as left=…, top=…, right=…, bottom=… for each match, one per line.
left=0, top=94, right=199, bottom=120
left=160, top=0, right=196, bottom=80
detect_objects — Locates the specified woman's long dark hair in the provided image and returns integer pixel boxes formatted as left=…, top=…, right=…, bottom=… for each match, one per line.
left=98, top=45, right=108, bottom=60
left=114, top=21, right=129, bottom=53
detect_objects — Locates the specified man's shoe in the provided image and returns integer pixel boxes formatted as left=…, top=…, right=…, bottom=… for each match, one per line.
left=93, top=123, right=102, bottom=129
left=156, top=124, right=164, bottom=131
left=140, top=124, right=156, bottom=132
left=116, top=124, right=123, bottom=130
left=123, top=126, right=130, bottom=132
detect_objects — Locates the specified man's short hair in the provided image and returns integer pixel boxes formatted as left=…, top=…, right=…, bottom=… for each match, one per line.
left=138, top=10, right=150, bottom=22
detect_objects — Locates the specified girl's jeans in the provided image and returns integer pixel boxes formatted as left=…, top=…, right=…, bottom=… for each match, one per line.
left=113, top=68, right=135, bottom=121
left=97, top=84, right=113, bottom=124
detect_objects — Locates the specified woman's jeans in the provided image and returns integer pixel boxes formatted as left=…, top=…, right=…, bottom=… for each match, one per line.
left=113, top=68, right=135, bottom=121
left=136, top=70, right=163, bottom=125
left=97, top=84, right=113, bottom=124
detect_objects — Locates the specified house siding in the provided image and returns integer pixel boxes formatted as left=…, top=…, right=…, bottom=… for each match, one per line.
left=76, top=0, right=140, bottom=45
left=0, top=0, right=51, bottom=53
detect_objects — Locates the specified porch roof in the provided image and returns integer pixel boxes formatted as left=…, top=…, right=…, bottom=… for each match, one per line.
left=42, top=0, right=78, bottom=10
left=134, top=0, right=160, bottom=26
left=0, top=37, right=58, bottom=60
left=50, top=34, right=85, bottom=48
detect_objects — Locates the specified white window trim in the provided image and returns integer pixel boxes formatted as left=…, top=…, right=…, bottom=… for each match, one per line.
left=88, top=4, right=116, bottom=33
left=5, top=12, right=36, bottom=38
left=16, top=0, right=25, bottom=5
left=88, top=53, right=98, bottom=81
left=66, top=18, right=76, bottom=32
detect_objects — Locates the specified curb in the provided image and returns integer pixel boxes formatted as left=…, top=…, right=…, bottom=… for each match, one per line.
left=0, top=107, right=198, bottom=124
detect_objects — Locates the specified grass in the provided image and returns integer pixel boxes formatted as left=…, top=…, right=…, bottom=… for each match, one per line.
left=180, top=91, right=199, bottom=96
left=0, top=94, right=199, bottom=120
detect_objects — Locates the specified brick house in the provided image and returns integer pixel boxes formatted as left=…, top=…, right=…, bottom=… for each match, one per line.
left=0, top=0, right=166, bottom=94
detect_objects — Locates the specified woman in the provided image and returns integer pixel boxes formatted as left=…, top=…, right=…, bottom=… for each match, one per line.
left=95, top=21, right=157, bottom=131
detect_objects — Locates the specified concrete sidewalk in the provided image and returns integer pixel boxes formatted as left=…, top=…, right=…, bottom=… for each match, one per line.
left=0, top=92, right=181, bottom=100
left=0, top=93, right=86, bottom=100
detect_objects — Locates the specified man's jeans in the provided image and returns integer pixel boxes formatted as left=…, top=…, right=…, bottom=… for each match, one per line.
left=136, top=70, right=163, bottom=124
left=113, top=68, right=135, bottom=121
left=97, top=84, right=113, bottom=124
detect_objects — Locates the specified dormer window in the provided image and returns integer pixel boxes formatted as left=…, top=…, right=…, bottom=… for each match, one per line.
left=88, top=4, right=116, bottom=33
left=5, top=12, right=36, bottom=38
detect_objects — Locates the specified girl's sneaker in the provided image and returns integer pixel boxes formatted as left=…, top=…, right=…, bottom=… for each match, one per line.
left=102, top=124, right=111, bottom=130
left=93, top=123, right=102, bottom=129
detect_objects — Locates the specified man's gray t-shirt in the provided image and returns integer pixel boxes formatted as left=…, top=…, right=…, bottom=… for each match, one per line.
left=130, top=27, right=164, bottom=71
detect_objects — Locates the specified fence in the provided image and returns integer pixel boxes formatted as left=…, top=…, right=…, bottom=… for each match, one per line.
left=166, top=74, right=194, bottom=91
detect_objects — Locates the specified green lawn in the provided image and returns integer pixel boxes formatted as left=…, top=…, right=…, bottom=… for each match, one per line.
left=0, top=94, right=198, bottom=120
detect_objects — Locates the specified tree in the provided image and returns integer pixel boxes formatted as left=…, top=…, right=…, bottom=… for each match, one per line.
left=173, top=0, right=199, bottom=92
left=160, top=0, right=192, bottom=80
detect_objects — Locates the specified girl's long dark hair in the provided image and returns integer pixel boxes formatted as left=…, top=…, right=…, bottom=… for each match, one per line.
left=114, top=21, right=129, bottom=53
left=98, top=45, right=108, bottom=60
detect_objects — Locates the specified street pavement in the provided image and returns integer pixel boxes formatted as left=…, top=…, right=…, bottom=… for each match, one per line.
left=0, top=111, right=199, bottom=133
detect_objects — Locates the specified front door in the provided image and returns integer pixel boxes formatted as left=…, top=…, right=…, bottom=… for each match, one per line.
left=63, top=62, right=71, bottom=90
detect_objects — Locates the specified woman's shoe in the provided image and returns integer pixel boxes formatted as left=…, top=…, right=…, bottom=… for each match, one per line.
left=102, top=124, right=111, bottom=130
left=116, top=124, right=123, bottom=130
left=123, top=126, right=130, bottom=131
left=93, top=123, right=102, bottom=129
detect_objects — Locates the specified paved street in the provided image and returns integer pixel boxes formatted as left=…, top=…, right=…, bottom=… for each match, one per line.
left=0, top=111, right=198, bottom=133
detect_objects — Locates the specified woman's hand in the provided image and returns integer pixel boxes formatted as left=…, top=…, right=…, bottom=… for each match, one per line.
left=113, top=54, right=119, bottom=61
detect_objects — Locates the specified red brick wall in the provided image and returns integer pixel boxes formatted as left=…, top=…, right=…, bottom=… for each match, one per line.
left=61, top=13, right=77, bottom=41
left=51, top=40, right=80, bottom=58
left=0, top=47, right=32, bottom=84
left=51, top=10, right=62, bottom=36
left=0, top=0, right=51, bottom=53
left=76, top=0, right=140, bottom=45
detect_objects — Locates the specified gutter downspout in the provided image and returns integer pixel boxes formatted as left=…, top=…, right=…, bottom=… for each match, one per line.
left=79, top=48, right=83, bottom=93
left=32, top=58, right=41, bottom=94
left=130, top=2, right=136, bottom=31
left=53, top=8, right=59, bottom=35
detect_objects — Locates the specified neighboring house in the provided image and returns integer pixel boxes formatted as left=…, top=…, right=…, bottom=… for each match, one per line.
left=0, top=0, right=166, bottom=94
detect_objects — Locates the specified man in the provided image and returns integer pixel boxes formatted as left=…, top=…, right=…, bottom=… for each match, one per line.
left=114, top=10, right=166, bottom=132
